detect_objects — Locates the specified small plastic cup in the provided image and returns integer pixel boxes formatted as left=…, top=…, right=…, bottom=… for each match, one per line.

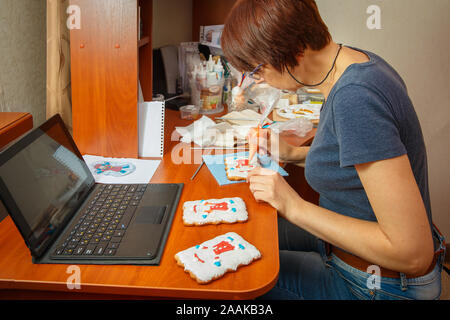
left=179, top=105, right=200, bottom=120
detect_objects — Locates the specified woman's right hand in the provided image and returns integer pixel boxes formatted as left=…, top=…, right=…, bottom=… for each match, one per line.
left=248, top=127, right=300, bottom=163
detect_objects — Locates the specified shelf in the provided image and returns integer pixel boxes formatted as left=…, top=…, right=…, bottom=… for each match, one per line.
left=138, top=36, right=150, bottom=48
left=200, top=41, right=221, bottom=49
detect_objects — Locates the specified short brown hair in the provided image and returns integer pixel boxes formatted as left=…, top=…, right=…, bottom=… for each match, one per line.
left=221, top=0, right=331, bottom=73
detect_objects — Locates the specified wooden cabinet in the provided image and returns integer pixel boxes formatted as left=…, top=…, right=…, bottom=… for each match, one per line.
left=70, top=0, right=152, bottom=158
left=0, top=112, right=33, bottom=150
left=192, top=0, right=237, bottom=41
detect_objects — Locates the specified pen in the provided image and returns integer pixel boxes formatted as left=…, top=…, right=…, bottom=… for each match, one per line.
left=190, top=160, right=204, bottom=180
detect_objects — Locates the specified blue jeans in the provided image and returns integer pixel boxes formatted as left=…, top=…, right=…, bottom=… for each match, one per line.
left=258, top=217, right=445, bottom=300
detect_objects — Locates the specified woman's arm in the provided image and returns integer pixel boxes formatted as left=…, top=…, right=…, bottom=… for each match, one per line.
left=248, top=154, right=434, bottom=275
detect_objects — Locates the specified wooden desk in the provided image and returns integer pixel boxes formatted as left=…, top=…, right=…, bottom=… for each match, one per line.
left=0, top=109, right=315, bottom=300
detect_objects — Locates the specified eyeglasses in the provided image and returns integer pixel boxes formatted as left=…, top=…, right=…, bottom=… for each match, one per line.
left=247, top=63, right=264, bottom=80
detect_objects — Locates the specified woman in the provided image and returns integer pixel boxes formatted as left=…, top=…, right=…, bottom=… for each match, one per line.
left=221, top=0, right=445, bottom=300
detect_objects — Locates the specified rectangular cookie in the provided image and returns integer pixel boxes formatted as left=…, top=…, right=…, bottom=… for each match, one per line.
left=224, top=155, right=257, bottom=181
left=183, top=197, right=248, bottom=226
left=174, top=232, right=261, bottom=284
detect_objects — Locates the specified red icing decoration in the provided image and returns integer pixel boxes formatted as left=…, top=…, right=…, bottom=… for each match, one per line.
left=194, top=253, right=205, bottom=263
left=213, top=241, right=235, bottom=255
left=236, top=159, right=249, bottom=168
left=94, top=163, right=123, bottom=172
left=204, top=202, right=229, bottom=214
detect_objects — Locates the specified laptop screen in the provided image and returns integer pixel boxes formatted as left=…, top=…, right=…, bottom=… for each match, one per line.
left=0, top=115, right=95, bottom=257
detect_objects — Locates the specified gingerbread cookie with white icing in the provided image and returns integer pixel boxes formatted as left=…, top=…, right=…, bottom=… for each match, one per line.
left=174, top=232, right=261, bottom=284
left=224, top=155, right=257, bottom=181
left=183, top=197, right=248, bottom=226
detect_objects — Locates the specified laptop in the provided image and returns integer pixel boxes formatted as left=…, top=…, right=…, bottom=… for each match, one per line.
left=0, top=114, right=183, bottom=265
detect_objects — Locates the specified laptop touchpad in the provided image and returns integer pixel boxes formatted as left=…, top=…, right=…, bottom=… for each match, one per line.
left=135, top=206, right=166, bottom=224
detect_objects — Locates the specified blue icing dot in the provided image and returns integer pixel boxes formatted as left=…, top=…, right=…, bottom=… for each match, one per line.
left=230, top=168, right=235, bottom=170
left=122, top=164, right=129, bottom=168
left=202, top=214, right=207, bottom=219
left=195, top=245, right=200, bottom=249
left=229, top=199, right=235, bottom=204
left=120, top=170, right=126, bottom=174
left=227, top=236, right=234, bottom=241
left=239, top=244, right=245, bottom=250
left=232, top=208, right=237, bottom=212
left=200, top=200, right=204, bottom=203
left=214, top=261, right=221, bottom=267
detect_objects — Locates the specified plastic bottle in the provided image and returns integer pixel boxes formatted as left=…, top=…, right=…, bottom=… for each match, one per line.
left=207, top=55, right=215, bottom=73
left=214, top=58, right=224, bottom=80
left=191, top=65, right=198, bottom=82
left=195, top=64, right=206, bottom=90
left=207, top=71, right=217, bottom=87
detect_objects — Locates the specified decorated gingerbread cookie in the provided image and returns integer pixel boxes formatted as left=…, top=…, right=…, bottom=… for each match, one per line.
left=183, top=197, right=248, bottom=226
left=175, top=232, right=261, bottom=284
left=224, top=155, right=257, bottom=181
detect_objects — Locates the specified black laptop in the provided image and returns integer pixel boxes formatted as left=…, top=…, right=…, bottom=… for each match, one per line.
left=0, top=114, right=183, bottom=265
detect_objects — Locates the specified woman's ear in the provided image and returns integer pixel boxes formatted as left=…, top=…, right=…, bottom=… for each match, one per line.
left=295, top=52, right=304, bottom=64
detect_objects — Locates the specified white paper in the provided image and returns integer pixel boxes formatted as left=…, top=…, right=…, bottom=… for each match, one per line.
left=175, top=116, right=238, bottom=148
left=83, top=155, right=161, bottom=184
left=139, top=101, right=165, bottom=157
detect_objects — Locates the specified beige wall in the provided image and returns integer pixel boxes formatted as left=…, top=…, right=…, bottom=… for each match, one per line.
left=316, top=0, right=450, bottom=238
left=152, top=0, right=193, bottom=49
left=0, top=0, right=47, bottom=126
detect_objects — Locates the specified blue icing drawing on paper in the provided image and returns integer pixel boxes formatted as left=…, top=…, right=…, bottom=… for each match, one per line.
left=202, top=214, right=208, bottom=219
left=229, top=199, right=235, bottom=204
left=196, top=245, right=200, bottom=249
left=227, top=236, right=234, bottom=242
left=214, top=261, right=221, bottom=267
left=231, top=208, right=237, bottom=212
left=239, top=244, right=245, bottom=250
left=92, top=161, right=136, bottom=177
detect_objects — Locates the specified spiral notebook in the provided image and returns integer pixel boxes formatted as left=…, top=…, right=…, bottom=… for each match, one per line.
left=139, top=101, right=165, bottom=158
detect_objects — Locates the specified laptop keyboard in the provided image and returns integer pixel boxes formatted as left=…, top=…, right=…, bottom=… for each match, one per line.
left=52, top=184, right=146, bottom=258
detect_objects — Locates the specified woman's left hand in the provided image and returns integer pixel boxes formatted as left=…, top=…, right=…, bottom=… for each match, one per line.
left=247, top=167, right=301, bottom=216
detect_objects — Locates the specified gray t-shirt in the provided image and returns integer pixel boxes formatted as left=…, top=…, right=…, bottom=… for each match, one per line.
left=304, top=46, right=432, bottom=231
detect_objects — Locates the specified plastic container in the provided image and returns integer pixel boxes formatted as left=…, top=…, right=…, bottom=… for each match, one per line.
left=190, top=77, right=225, bottom=115
left=152, top=94, right=165, bottom=102
left=179, top=105, right=200, bottom=120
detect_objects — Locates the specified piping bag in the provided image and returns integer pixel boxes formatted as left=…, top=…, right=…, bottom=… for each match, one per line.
left=248, top=91, right=281, bottom=165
